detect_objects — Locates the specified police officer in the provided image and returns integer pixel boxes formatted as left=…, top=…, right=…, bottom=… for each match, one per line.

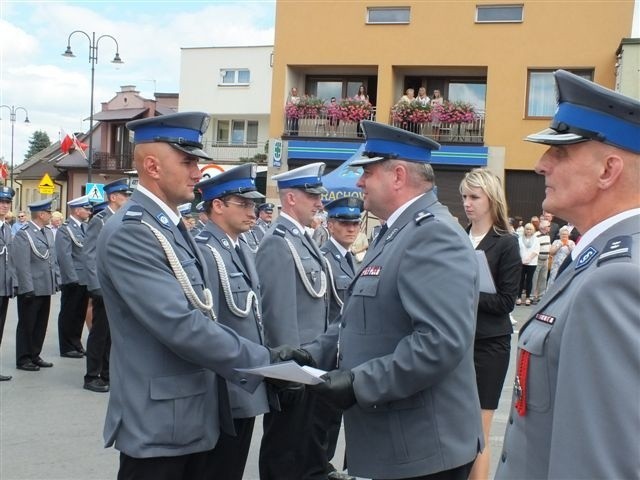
left=305, top=121, right=483, bottom=480
left=82, top=178, right=131, bottom=393
left=194, top=163, right=270, bottom=480
left=252, top=202, right=274, bottom=242
left=496, top=71, right=640, bottom=479
left=256, top=162, right=332, bottom=480
left=321, top=196, right=363, bottom=480
left=56, top=195, right=92, bottom=358
left=0, top=186, right=16, bottom=381
left=97, top=112, right=304, bottom=480
left=14, top=199, right=58, bottom=371
left=190, top=201, right=207, bottom=237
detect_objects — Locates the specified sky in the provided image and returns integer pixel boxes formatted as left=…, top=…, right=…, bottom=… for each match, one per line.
left=1, top=0, right=639, bottom=170
left=0, top=0, right=276, bottom=168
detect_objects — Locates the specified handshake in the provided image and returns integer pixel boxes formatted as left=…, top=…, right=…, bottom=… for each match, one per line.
left=267, top=345, right=356, bottom=410
left=268, top=345, right=314, bottom=366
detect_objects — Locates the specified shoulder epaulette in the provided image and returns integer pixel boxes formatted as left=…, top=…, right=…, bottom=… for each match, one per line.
left=95, top=209, right=109, bottom=220
left=194, top=230, right=212, bottom=243
left=122, top=205, right=144, bottom=223
left=273, top=225, right=287, bottom=238
left=20, top=223, right=29, bottom=230
left=597, top=235, right=632, bottom=266
left=62, top=221, right=70, bottom=227
left=414, top=210, right=434, bottom=225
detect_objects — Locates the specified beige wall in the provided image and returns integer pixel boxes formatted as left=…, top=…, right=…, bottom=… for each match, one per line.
left=270, top=0, right=635, bottom=171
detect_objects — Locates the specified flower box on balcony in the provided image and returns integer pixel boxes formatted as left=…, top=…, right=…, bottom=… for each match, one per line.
left=336, top=98, right=373, bottom=122
left=431, top=101, right=476, bottom=124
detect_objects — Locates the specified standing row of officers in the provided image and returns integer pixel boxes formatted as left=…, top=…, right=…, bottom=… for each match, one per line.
left=0, top=180, right=131, bottom=394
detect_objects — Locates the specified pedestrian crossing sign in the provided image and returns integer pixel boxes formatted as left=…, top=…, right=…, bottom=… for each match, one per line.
left=86, top=183, right=105, bottom=202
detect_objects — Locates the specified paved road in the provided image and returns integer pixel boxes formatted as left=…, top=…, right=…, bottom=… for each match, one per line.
left=0, top=294, right=530, bottom=480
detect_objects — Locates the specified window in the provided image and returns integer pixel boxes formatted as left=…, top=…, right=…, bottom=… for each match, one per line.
left=366, top=7, right=410, bottom=24
left=526, top=69, right=593, bottom=117
left=476, top=5, right=523, bottom=23
left=219, top=69, right=250, bottom=85
left=448, top=82, right=487, bottom=113
left=216, top=120, right=259, bottom=145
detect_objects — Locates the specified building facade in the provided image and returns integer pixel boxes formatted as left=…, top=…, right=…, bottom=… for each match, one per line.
left=268, top=0, right=635, bottom=221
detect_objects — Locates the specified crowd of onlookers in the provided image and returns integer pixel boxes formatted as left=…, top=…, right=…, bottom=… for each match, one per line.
left=510, top=211, right=579, bottom=306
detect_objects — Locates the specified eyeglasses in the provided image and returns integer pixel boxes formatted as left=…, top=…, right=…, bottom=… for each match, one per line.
left=223, top=199, right=256, bottom=210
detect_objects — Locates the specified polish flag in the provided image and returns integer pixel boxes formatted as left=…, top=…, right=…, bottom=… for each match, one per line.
left=0, top=162, right=8, bottom=180
left=60, top=129, right=88, bottom=155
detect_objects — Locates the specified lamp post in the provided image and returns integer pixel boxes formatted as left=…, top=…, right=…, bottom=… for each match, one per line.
left=0, top=104, right=30, bottom=187
left=62, top=30, right=123, bottom=184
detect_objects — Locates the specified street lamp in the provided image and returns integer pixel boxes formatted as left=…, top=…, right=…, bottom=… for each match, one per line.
left=62, top=30, right=123, bottom=184
left=0, top=104, right=30, bottom=187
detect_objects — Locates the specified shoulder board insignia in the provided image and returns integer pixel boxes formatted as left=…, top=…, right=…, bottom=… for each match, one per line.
left=96, top=209, right=108, bottom=219
left=62, top=221, right=70, bottom=226
left=575, top=246, right=598, bottom=270
left=123, top=205, right=144, bottom=223
left=414, top=210, right=434, bottom=225
left=194, top=231, right=211, bottom=243
left=598, top=236, right=632, bottom=265
left=274, top=225, right=287, bottom=238
left=21, top=223, right=30, bottom=230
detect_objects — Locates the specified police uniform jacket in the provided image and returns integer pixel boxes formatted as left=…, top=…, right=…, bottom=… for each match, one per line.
left=321, top=239, right=355, bottom=322
left=55, top=217, right=87, bottom=286
left=97, top=189, right=270, bottom=459
left=252, top=218, right=269, bottom=242
left=195, top=221, right=270, bottom=419
left=0, top=222, right=16, bottom=296
left=240, top=229, right=260, bottom=256
left=468, top=228, right=521, bottom=339
left=496, top=214, right=640, bottom=479
left=255, top=215, right=330, bottom=348
left=14, top=222, right=58, bottom=296
left=306, top=190, right=483, bottom=479
left=84, top=207, right=114, bottom=293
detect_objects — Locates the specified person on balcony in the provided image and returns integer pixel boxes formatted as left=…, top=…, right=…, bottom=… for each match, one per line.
left=431, top=90, right=445, bottom=141
left=397, top=87, right=415, bottom=104
left=286, top=87, right=301, bottom=136
left=354, top=85, right=369, bottom=138
left=415, top=87, right=430, bottom=106
left=327, top=97, right=340, bottom=137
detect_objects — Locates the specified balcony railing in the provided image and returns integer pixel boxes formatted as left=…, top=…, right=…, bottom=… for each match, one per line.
left=281, top=107, right=485, bottom=144
left=202, top=142, right=268, bottom=164
left=283, top=108, right=377, bottom=138
left=389, top=114, right=485, bottom=144
left=93, top=152, right=133, bottom=171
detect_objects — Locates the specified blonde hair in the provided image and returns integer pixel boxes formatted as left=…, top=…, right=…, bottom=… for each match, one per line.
left=51, top=211, right=64, bottom=221
left=459, top=168, right=511, bottom=234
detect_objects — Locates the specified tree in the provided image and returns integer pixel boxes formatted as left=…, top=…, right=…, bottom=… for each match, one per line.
left=24, top=130, right=51, bottom=160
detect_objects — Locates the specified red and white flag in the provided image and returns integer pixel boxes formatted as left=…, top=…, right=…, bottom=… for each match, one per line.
left=60, top=129, right=88, bottom=156
left=0, top=162, right=9, bottom=180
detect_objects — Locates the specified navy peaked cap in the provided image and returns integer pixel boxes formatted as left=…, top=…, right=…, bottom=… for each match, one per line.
left=0, top=186, right=15, bottom=200
left=104, top=178, right=132, bottom=195
left=351, top=121, right=440, bottom=166
left=196, top=163, right=264, bottom=201
left=325, top=197, right=364, bottom=222
left=126, top=112, right=212, bottom=160
left=526, top=70, right=640, bottom=153
left=28, top=199, right=53, bottom=212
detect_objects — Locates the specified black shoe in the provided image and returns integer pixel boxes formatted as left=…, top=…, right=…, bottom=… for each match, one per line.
left=34, top=358, right=54, bottom=368
left=84, top=378, right=109, bottom=393
left=0, top=374, right=12, bottom=381
left=61, top=351, right=84, bottom=359
left=17, top=362, right=40, bottom=371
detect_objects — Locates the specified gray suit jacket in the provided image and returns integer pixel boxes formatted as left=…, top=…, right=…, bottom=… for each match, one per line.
left=195, top=221, right=270, bottom=419
left=321, top=240, right=354, bottom=322
left=496, top=214, right=640, bottom=479
left=306, top=190, right=483, bottom=479
left=14, top=221, right=58, bottom=296
left=0, top=223, right=16, bottom=297
left=84, top=207, right=114, bottom=293
left=55, top=217, right=87, bottom=285
left=97, top=189, right=270, bottom=458
left=255, top=215, right=330, bottom=348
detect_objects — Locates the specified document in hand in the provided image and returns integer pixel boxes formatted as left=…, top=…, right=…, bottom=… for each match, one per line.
left=236, top=361, right=327, bottom=385
left=476, top=250, right=497, bottom=294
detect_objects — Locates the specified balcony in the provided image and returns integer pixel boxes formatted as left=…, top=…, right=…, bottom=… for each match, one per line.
left=282, top=106, right=485, bottom=144
left=92, top=152, right=134, bottom=171
left=203, top=142, right=268, bottom=164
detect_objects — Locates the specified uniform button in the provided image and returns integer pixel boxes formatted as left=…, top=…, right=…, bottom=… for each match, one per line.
left=501, top=452, right=507, bottom=462
left=509, top=416, right=513, bottom=424
left=239, top=378, right=247, bottom=384
left=340, top=322, right=346, bottom=328
left=372, top=405, right=377, bottom=409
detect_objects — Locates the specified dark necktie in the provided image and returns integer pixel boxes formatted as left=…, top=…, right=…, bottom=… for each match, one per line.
left=235, top=244, right=247, bottom=270
left=374, top=224, right=388, bottom=246
left=81, top=223, right=86, bottom=234
left=177, top=221, right=192, bottom=246
left=345, top=251, right=355, bottom=271
left=41, top=227, right=49, bottom=245
left=556, top=253, right=573, bottom=278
